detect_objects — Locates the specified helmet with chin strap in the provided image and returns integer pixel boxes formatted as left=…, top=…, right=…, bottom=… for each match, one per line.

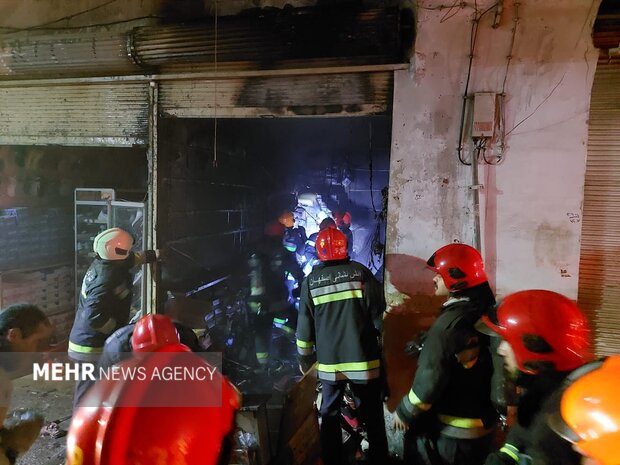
left=426, top=244, right=487, bottom=291
left=478, top=290, right=593, bottom=374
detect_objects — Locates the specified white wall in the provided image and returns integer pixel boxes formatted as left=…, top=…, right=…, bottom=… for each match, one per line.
left=386, top=0, right=601, bottom=306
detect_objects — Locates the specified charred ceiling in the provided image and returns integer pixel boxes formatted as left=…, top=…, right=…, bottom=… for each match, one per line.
left=0, top=5, right=413, bottom=79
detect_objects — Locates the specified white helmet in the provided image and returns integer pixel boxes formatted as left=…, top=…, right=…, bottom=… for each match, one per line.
left=93, top=228, right=133, bottom=260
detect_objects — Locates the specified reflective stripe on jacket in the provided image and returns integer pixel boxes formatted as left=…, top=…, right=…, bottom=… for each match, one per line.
left=396, top=297, right=497, bottom=431
left=296, top=259, right=385, bottom=383
left=69, top=252, right=154, bottom=352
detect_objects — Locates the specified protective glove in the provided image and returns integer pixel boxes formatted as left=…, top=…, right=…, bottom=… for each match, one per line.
left=0, top=408, right=45, bottom=460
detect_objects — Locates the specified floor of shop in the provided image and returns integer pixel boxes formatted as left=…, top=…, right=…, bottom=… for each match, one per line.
left=12, top=375, right=73, bottom=465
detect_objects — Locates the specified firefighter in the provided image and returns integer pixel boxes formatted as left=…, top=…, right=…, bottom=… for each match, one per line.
left=67, top=314, right=240, bottom=465
left=279, top=209, right=307, bottom=260
left=334, top=211, right=354, bottom=257
left=393, top=243, right=498, bottom=465
left=301, top=217, right=337, bottom=276
left=296, top=227, right=387, bottom=465
left=0, top=304, right=52, bottom=465
left=477, top=290, right=594, bottom=465
left=548, top=356, right=620, bottom=465
left=248, top=234, right=303, bottom=368
left=68, top=227, right=159, bottom=408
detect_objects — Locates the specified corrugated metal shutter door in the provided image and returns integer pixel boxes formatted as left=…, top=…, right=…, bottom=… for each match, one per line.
left=578, top=61, right=620, bottom=356
left=159, top=71, right=393, bottom=118
left=0, top=83, right=149, bottom=146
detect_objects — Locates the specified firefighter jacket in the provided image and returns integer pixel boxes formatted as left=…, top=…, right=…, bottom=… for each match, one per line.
left=396, top=297, right=497, bottom=438
left=248, top=242, right=303, bottom=313
left=296, top=258, right=385, bottom=383
left=69, top=251, right=156, bottom=357
left=486, top=371, right=581, bottom=465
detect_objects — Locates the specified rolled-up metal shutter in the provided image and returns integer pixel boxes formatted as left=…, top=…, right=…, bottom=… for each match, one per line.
left=0, top=82, right=149, bottom=146
left=159, top=70, right=393, bottom=118
left=578, top=61, right=620, bottom=356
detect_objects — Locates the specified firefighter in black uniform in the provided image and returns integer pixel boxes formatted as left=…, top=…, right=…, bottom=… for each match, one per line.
left=248, top=234, right=304, bottom=368
left=68, top=227, right=158, bottom=407
left=393, top=243, right=498, bottom=465
left=477, top=290, right=594, bottom=465
left=278, top=210, right=307, bottom=261
left=296, top=227, right=387, bottom=465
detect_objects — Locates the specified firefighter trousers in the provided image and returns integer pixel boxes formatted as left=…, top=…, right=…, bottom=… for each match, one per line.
left=404, top=427, right=495, bottom=465
left=319, top=379, right=388, bottom=465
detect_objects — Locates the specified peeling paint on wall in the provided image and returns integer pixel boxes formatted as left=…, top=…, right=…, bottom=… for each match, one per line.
left=387, top=0, right=599, bottom=301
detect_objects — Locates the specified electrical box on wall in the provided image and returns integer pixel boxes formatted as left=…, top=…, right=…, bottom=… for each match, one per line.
left=472, top=93, right=497, bottom=138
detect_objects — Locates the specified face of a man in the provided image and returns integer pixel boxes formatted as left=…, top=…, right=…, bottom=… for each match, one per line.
left=497, top=339, right=519, bottom=378
left=8, top=322, right=53, bottom=353
left=433, top=274, right=450, bottom=297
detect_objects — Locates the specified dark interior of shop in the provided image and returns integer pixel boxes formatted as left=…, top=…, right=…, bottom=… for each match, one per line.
left=159, top=115, right=391, bottom=291
left=158, top=115, right=391, bottom=395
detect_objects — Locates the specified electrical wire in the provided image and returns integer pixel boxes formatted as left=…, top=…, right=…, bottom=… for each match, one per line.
left=504, top=0, right=594, bottom=138
left=367, top=120, right=377, bottom=269
left=500, top=2, right=520, bottom=96
left=368, top=120, right=377, bottom=216
left=505, top=75, right=565, bottom=137
left=440, top=0, right=465, bottom=23
left=456, top=15, right=479, bottom=165
left=366, top=119, right=384, bottom=272
left=456, top=2, right=499, bottom=166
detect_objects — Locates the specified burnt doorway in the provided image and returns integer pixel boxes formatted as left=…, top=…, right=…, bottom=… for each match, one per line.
left=158, top=115, right=391, bottom=294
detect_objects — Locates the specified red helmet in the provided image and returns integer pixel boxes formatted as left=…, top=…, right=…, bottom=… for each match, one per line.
left=316, top=227, right=348, bottom=261
left=66, top=347, right=240, bottom=465
left=426, top=244, right=487, bottom=291
left=131, top=314, right=179, bottom=353
left=334, top=211, right=352, bottom=227
left=478, top=290, right=593, bottom=374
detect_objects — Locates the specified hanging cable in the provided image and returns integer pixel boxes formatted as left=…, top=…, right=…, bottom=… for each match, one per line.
left=455, top=15, right=478, bottom=166
left=495, top=2, right=520, bottom=160
left=212, top=0, right=219, bottom=168
left=456, top=2, right=499, bottom=165
left=368, top=120, right=377, bottom=216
